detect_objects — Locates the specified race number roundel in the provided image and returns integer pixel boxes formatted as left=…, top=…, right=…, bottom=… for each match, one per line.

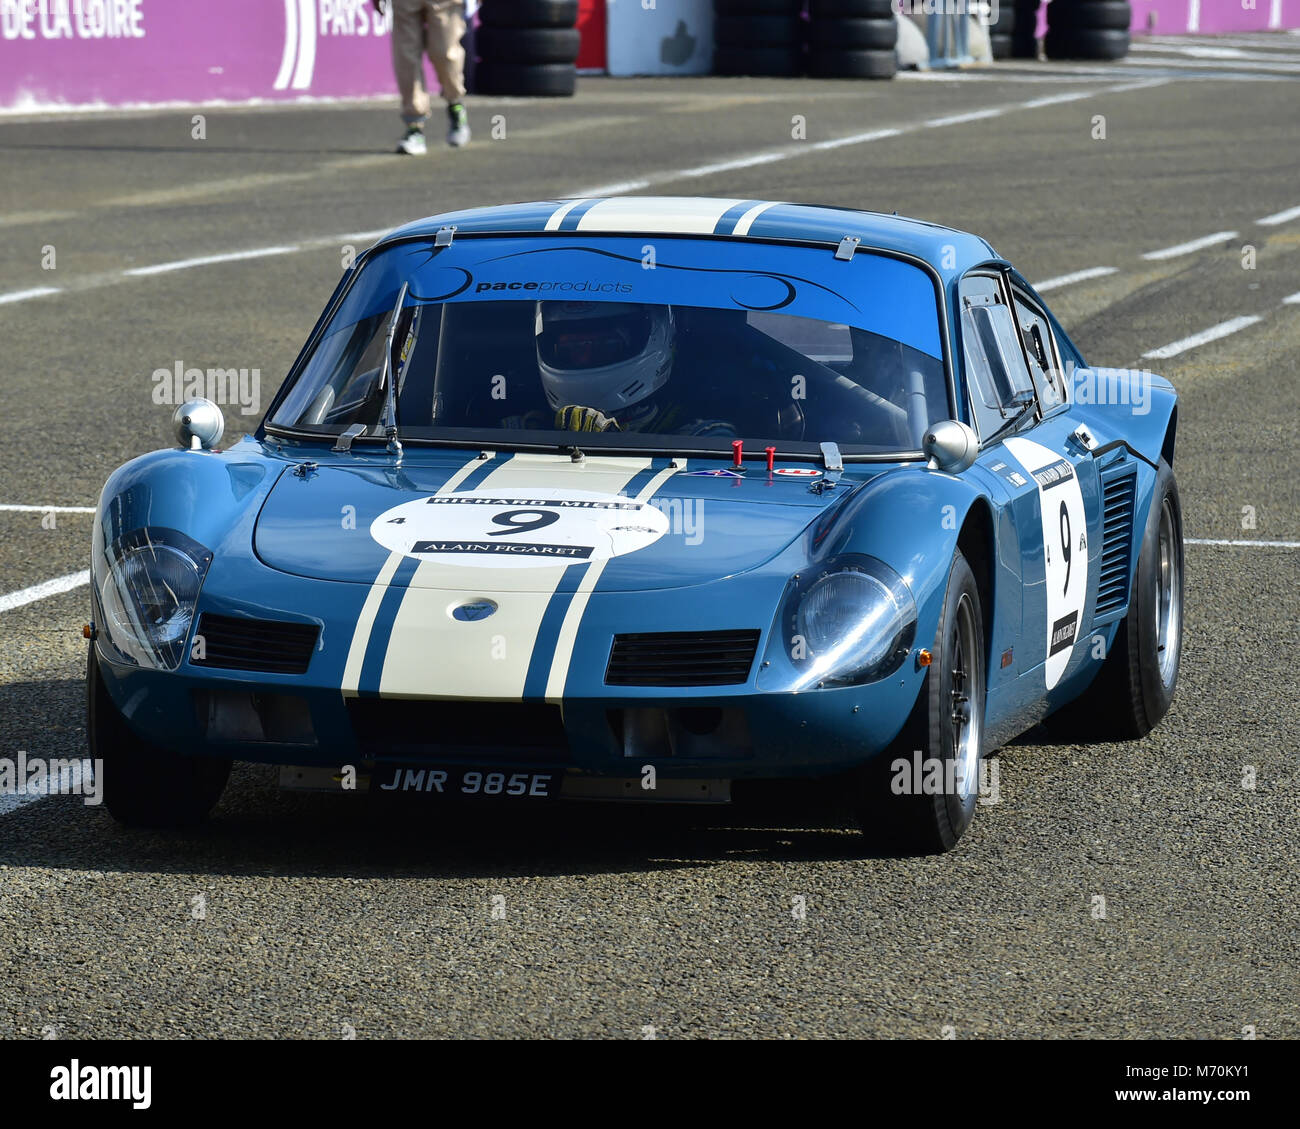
left=1003, top=438, right=1089, bottom=690
left=370, top=487, right=669, bottom=570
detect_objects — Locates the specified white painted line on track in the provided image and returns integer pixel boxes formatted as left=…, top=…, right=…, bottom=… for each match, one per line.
left=1142, top=315, right=1264, bottom=359
left=925, top=107, right=1006, bottom=128
left=1032, top=266, right=1119, bottom=292
left=124, top=245, right=298, bottom=277
left=0, top=505, right=95, bottom=514
left=1256, top=204, right=1300, bottom=226
left=0, top=286, right=61, bottom=305
left=1282, top=291, right=1300, bottom=305
left=575, top=79, right=1167, bottom=198
left=1186, top=538, right=1300, bottom=549
left=0, top=570, right=90, bottom=613
left=1141, top=231, right=1239, bottom=260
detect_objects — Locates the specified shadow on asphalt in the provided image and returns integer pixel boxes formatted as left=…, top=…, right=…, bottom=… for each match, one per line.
left=1, top=680, right=925, bottom=877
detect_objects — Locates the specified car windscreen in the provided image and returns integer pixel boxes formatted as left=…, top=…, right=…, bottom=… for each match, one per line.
left=269, top=235, right=947, bottom=456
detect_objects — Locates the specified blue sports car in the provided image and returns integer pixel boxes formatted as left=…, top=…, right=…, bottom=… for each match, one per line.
left=88, top=197, right=1183, bottom=851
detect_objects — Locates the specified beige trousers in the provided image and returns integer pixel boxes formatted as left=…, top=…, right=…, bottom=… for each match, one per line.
left=392, top=0, right=467, bottom=122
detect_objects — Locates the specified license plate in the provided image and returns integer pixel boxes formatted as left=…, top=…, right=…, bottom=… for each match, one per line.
left=369, top=764, right=560, bottom=799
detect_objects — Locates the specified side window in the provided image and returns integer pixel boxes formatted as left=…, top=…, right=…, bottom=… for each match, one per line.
left=1012, top=290, right=1066, bottom=411
left=958, top=274, right=1036, bottom=440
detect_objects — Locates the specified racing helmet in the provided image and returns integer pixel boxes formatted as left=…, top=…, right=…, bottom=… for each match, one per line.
left=535, top=301, right=675, bottom=417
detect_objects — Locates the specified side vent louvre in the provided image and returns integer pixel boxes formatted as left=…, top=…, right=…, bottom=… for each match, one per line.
left=1095, top=472, right=1137, bottom=618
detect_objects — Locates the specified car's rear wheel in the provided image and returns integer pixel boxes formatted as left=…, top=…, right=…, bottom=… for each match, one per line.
left=1051, top=458, right=1183, bottom=739
left=854, top=550, right=987, bottom=853
left=88, top=645, right=231, bottom=828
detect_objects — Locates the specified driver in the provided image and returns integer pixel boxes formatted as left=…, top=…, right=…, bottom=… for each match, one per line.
left=528, top=301, right=734, bottom=437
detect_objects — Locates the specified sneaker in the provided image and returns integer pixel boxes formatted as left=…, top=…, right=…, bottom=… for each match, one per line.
left=396, top=125, right=427, bottom=156
left=447, top=103, right=470, bottom=148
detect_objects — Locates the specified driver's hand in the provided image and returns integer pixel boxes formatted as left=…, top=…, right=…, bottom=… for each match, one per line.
left=555, top=405, right=621, bottom=433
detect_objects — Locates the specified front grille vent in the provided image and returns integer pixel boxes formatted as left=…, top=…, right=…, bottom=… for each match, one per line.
left=605, top=630, right=761, bottom=687
left=192, top=613, right=319, bottom=674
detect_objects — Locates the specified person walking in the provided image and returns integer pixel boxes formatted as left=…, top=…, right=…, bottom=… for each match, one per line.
left=374, top=0, right=471, bottom=154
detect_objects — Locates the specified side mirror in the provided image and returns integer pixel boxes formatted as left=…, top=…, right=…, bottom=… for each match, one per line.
left=923, top=420, right=978, bottom=473
left=174, top=398, right=225, bottom=451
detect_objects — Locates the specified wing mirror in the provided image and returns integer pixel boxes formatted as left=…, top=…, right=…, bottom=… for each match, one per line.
left=174, top=398, right=225, bottom=451
left=923, top=420, right=978, bottom=473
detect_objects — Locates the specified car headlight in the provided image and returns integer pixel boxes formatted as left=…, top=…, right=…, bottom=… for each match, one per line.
left=776, top=556, right=916, bottom=689
left=94, top=527, right=212, bottom=670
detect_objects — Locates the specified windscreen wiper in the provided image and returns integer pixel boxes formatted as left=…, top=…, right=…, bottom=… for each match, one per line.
left=378, top=281, right=409, bottom=462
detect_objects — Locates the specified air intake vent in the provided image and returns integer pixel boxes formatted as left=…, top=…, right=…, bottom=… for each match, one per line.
left=346, top=699, right=569, bottom=761
left=192, top=613, right=319, bottom=674
left=1095, top=472, right=1137, bottom=618
left=606, top=630, right=761, bottom=687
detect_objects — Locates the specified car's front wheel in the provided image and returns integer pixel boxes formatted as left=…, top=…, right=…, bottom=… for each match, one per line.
left=854, top=550, right=987, bottom=853
left=88, top=645, right=231, bottom=828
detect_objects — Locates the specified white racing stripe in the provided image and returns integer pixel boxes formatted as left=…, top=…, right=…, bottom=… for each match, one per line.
left=0, top=570, right=90, bottom=614
left=1032, top=266, right=1118, bottom=293
left=544, top=198, right=591, bottom=231
left=1142, top=315, right=1264, bottom=359
left=732, top=201, right=781, bottom=236
left=1141, top=231, right=1239, bottom=261
left=341, top=453, right=487, bottom=696
left=574, top=197, right=748, bottom=234
left=378, top=455, right=654, bottom=700
left=543, top=462, right=680, bottom=702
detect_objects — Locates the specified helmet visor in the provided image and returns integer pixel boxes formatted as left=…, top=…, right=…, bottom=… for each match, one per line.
left=537, top=306, right=654, bottom=371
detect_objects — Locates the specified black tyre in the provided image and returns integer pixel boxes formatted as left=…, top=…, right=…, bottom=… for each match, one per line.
left=715, top=0, right=805, bottom=13
left=1050, top=0, right=1132, bottom=29
left=1011, top=27, right=1039, bottom=58
left=854, top=550, right=987, bottom=853
left=475, top=61, right=577, bottom=95
left=809, top=16, right=898, bottom=50
left=88, top=646, right=230, bottom=828
left=988, top=4, right=1016, bottom=34
left=714, top=44, right=803, bottom=75
left=480, top=0, right=578, bottom=27
left=714, top=14, right=805, bottom=45
left=1052, top=460, right=1183, bottom=739
left=810, top=0, right=897, bottom=16
left=808, top=46, right=898, bottom=78
left=476, top=27, right=580, bottom=63
left=1044, top=26, right=1130, bottom=58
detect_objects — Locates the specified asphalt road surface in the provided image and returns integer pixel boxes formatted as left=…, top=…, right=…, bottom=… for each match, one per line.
left=1, top=37, right=1298, bottom=1039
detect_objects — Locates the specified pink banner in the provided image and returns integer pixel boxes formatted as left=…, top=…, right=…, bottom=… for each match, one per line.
left=1127, top=0, right=1300, bottom=32
left=0, top=0, right=400, bottom=111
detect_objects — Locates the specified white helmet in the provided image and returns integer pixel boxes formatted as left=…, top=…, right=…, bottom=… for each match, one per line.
left=535, top=302, right=675, bottom=417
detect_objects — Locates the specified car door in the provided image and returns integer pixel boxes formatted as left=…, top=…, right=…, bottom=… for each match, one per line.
left=959, top=269, right=1102, bottom=706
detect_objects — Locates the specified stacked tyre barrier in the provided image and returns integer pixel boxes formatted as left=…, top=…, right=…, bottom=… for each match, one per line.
left=1010, top=0, right=1041, bottom=59
left=808, top=0, right=898, bottom=79
left=712, top=0, right=807, bottom=77
left=477, top=0, right=580, bottom=96
left=1044, top=0, right=1131, bottom=61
